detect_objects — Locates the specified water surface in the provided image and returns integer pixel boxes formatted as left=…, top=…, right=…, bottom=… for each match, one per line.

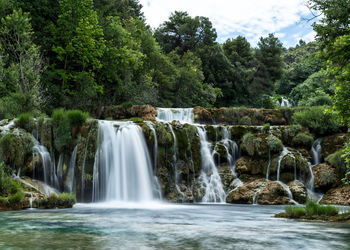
left=0, top=203, right=349, bottom=249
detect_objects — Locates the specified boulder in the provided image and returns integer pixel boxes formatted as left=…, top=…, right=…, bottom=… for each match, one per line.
left=235, top=156, right=267, bottom=179
left=313, top=163, right=341, bottom=192
left=321, top=133, right=349, bottom=158
left=226, top=179, right=293, bottom=205
left=320, top=185, right=350, bottom=205
left=288, top=180, right=307, bottom=204
left=101, top=105, right=157, bottom=121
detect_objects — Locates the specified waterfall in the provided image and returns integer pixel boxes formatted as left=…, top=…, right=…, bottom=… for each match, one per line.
left=197, top=126, right=226, bottom=203
left=276, top=147, right=291, bottom=181
left=66, top=145, right=78, bottom=193
left=156, top=108, right=194, bottom=123
left=92, top=120, right=155, bottom=203
left=277, top=97, right=292, bottom=107
left=311, top=139, right=322, bottom=166
left=32, top=138, right=59, bottom=189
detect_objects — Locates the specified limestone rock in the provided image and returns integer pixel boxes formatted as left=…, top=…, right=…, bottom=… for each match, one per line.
left=313, top=163, right=341, bottom=192
left=320, top=186, right=350, bottom=205
left=288, top=180, right=307, bottom=204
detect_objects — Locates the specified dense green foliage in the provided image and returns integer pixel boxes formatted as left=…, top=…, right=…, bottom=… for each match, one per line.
left=36, top=192, right=76, bottom=209
left=15, top=113, right=35, bottom=132
left=292, top=106, right=341, bottom=135
left=0, top=163, right=24, bottom=206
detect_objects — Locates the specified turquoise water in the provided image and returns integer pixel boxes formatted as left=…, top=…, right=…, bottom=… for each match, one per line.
left=0, top=203, right=349, bottom=249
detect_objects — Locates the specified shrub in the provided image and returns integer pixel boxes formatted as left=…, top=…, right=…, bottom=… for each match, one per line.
left=8, top=191, right=24, bottom=205
left=66, top=110, right=89, bottom=127
left=292, top=132, right=314, bottom=148
left=37, top=193, right=76, bottom=209
left=15, top=113, right=35, bottom=132
left=52, top=109, right=72, bottom=152
left=240, top=116, right=252, bottom=125
left=120, top=101, right=133, bottom=108
left=0, top=131, right=34, bottom=168
left=267, top=135, right=283, bottom=153
left=292, top=106, right=341, bottom=135
left=0, top=196, right=8, bottom=206
left=0, top=93, right=27, bottom=119
left=326, top=150, right=347, bottom=175
left=263, top=123, right=270, bottom=132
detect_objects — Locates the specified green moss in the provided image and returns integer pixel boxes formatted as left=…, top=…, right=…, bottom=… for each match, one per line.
left=267, top=135, right=283, bottom=154
left=325, top=150, right=347, bottom=175
left=130, top=117, right=143, bottom=123
left=52, top=109, right=72, bottom=152
left=0, top=130, right=34, bottom=168
left=36, top=193, right=76, bottom=209
left=285, top=206, right=306, bottom=218
left=240, top=116, right=252, bottom=125
left=120, top=101, right=133, bottom=108
left=263, top=123, right=271, bottom=132
left=241, top=133, right=267, bottom=157
left=15, top=113, right=35, bottom=132
left=8, top=191, right=24, bottom=205
left=0, top=196, right=8, bottom=206
left=292, top=132, right=314, bottom=148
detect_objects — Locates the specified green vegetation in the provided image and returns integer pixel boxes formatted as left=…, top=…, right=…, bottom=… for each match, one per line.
left=15, top=113, right=35, bottom=132
left=326, top=150, right=347, bottom=175
left=292, top=106, right=341, bottom=135
left=292, top=132, right=314, bottom=148
left=284, top=199, right=339, bottom=219
left=0, top=163, right=24, bottom=208
left=267, top=135, right=283, bottom=153
left=36, top=193, right=76, bottom=209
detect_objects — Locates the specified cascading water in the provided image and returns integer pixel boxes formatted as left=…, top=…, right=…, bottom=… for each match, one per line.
left=92, top=121, right=156, bottom=203
left=307, top=139, right=323, bottom=200
left=311, top=139, right=322, bottom=166
left=32, top=138, right=59, bottom=189
left=66, top=145, right=78, bottom=193
left=156, top=108, right=194, bottom=123
left=276, top=97, right=292, bottom=107
left=197, top=126, right=226, bottom=203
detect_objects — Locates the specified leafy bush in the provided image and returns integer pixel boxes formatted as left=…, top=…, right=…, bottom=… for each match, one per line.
left=8, top=191, right=24, bottom=205
left=0, top=131, right=34, bottom=168
left=37, top=193, right=76, bottom=209
left=240, top=116, right=252, bottom=125
left=52, top=109, right=72, bottom=152
left=15, top=113, right=35, bottom=132
left=0, top=196, right=8, bottom=206
left=267, top=135, right=283, bottom=153
left=292, top=132, right=314, bottom=148
left=292, top=106, right=341, bottom=135
left=66, top=110, right=89, bottom=127
left=342, top=141, right=350, bottom=185
left=0, top=93, right=27, bottom=119
left=263, top=123, right=270, bottom=132
left=325, top=150, right=347, bottom=175
left=120, top=101, right=133, bottom=108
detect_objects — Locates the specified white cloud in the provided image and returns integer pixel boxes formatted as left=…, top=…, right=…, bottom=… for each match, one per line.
left=139, top=0, right=312, bottom=45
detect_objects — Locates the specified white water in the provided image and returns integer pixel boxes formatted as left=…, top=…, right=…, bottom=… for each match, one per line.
left=156, top=108, right=194, bottom=123
left=276, top=97, right=292, bottom=107
left=308, top=139, right=323, bottom=200
left=311, top=139, right=322, bottom=166
left=32, top=138, right=59, bottom=189
left=92, top=121, right=155, bottom=203
left=66, top=145, right=78, bottom=193
left=197, top=126, right=226, bottom=203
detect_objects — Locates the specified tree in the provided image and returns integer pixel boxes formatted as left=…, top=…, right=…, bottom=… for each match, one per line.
left=51, top=0, right=105, bottom=109
left=154, top=11, right=217, bottom=55
left=0, top=9, right=45, bottom=113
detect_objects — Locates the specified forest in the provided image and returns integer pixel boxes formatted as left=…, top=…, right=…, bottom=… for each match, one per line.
left=0, top=0, right=347, bottom=118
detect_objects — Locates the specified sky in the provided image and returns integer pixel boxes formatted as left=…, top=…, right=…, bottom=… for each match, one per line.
left=139, top=0, right=317, bottom=48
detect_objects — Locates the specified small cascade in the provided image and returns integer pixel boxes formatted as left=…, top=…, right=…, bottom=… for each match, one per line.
left=276, top=147, right=291, bottom=181
left=66, top=145, right=78, bottom=193
left=311, top=139, right=322, bottom=166
left=32, top=139, right=59, bottom=189
left=197, top=126, right=226, bottom=203
left=29, top=193, right=33, bottom=209
left=146, top=121, right=162, bottom=200
left=156, top=108, right=194, bottom=123
left=266, top=150, right=271, bottom=180
left=92, top=121, right=156, bottom=203
left=277, top=97, right=292, bottom=107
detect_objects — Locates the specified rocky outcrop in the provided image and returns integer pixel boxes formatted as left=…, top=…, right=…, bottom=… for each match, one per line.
left=288, top=181, right=307, bottom=204
left=194, top=107, right=293, bottom=125
left=101, top=105, right=157, bottom=121
left=321, top=133, right=349, bottom=158
left=226, top=179, right=294, bottom=205
left=320, top=186, right=350, bottom=205
left=313, top=163, right=341, bottom=192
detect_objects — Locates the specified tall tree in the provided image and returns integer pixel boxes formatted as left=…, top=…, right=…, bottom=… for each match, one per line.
left=51, top=0, right=105, bottom=108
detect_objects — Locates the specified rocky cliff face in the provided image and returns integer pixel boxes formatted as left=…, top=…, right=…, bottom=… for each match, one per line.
left=0, top=106, right=348, bottom=206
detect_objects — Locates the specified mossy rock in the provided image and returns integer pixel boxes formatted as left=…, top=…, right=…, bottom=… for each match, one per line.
left=240, top=133, right=269, bottom=158
left=0, top=129, right=34, bottom=171
left=321, top=133, right=350, bottom=158
left=292, top=132, right=314, bottom=148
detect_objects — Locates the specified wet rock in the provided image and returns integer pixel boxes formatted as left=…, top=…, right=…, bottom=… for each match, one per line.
left=288, top=180, right=307, bottom=204
left=217, top=164, right=235, bottom=192
left=321, top=133, right=349, bottom=158
left=320, top=186, right=350, bottom=205
left=240, top=133, right=269, bottom=158
left=313, top=163, right=341, bottom=192
left=226, top=179, right=293, bottom=205
left=101, top=105, right=157, bottom=121
left=236, top=156, right=267, bottom=178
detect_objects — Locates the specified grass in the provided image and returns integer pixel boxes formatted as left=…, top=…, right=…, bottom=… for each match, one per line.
left=36, top=193, right=76, bottom=209
left=284, top=199, right=339, bottom=219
